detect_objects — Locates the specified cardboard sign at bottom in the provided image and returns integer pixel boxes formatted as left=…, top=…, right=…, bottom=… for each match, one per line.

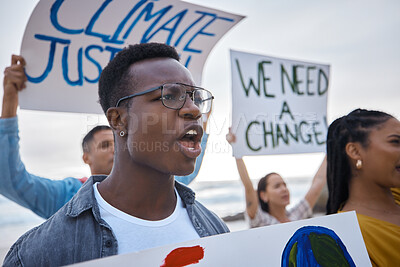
left=71, top=212, right=371, bottom=267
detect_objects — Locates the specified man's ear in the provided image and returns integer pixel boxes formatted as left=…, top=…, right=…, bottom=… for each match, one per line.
left=107, top=107, right=127, bottom=133
left=345, top=142, right=362, bottom=161
left=82, top=152, right=90, bottom=165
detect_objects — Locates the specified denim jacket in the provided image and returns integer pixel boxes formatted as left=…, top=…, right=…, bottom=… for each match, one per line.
left=4, top=175, right=229, bottom=266
left=0, top=117, right=207, bottom=219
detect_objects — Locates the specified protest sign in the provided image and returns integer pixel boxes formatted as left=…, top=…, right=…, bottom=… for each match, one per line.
left=20, top=0, right=244, bottom=114
left=230, top=50, right=329, bottom=157
left=70, top=212, right=371, bottom=266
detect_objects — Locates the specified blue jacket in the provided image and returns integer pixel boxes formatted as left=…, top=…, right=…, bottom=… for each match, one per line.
left=4, top=175, right=229, bottom=266
left=0, top=117, right=208, bottom=219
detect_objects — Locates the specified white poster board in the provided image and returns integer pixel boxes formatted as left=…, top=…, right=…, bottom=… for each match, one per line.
left=230, top=50, right=329, bottom=157
left=70, top=212, right=371, bottom=267
left=20, top=0, right=244, bottom=114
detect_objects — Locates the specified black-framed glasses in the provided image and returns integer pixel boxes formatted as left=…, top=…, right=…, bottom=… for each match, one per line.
left=115, top=83, right=214, bottom=114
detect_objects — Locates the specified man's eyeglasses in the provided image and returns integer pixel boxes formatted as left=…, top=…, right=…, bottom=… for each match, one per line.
left=115, top=83, right=214, bottom=114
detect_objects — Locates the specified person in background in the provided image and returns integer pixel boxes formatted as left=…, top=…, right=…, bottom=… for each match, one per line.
left=0, top=55, right=208, bottom=219
left=226, top=128, right=327, bottom=227
left=4, top=43, right=228, bottom=266
left=326, top=109, right=400, bottom=267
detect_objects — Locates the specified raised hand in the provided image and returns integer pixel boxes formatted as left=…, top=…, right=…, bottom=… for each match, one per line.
left=2, top=55, right=27, bottom=118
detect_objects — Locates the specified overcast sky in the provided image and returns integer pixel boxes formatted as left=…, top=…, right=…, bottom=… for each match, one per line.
left=0, top=0, right=399, bottom=182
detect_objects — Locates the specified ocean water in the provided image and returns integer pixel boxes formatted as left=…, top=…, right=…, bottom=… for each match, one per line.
left=0, top=177, right=310, bottom=262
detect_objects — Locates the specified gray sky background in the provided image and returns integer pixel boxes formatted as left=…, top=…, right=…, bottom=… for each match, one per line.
left=0, top=0, right=399, bottom=182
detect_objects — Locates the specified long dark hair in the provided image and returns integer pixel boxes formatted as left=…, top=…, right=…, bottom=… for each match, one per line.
left=326, top=109, right=393, bottom=214
left=257, top=172, right=279, bottom=212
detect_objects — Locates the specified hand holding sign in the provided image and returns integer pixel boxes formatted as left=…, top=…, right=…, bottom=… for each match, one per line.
left=2, top=55, right=27, bottom=118
left=226, top=127, right=236, bottom=145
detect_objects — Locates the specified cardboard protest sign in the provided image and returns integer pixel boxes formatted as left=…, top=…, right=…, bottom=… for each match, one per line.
left=20, top=0, right=244, bottom=114
left=70, top=212, right=371, bottom=266
left=230, top=50, right=329, bottom=157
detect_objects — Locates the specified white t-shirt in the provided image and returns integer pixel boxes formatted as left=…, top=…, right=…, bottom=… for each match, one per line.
left=93, top=183, right=200, bottom=254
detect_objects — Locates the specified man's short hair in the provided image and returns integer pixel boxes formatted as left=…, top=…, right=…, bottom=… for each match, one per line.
left=98, top=43, right=180, bottom=114
left=82, top=125, right=112, bottom=153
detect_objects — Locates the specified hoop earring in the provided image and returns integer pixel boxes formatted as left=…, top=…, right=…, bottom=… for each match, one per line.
left=356, top=159, right=362, bottom=169
left=119, top=131, right=125, bottom=137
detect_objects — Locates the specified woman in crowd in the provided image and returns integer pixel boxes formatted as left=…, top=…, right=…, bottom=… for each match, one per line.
left=226, top=128, right=327, bottom=228
left=326, top=109, right=400, bottom=267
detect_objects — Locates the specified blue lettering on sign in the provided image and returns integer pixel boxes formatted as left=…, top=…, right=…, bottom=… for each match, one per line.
left=183, top=11, right=233, bottom=54
left=50, top=0, right=84, bottom=34
left=105, top=0, right=148, bottom=44
left=62, top=46, right=83, bottom=86
left=142, top=9, right=188, bottom=45
left=84, top=45, right=103, bottom=83
left=26, top=34, right=70, bottom=83
left=183, top=55, right=191, bottom=68
left=84, top=0, right=114, bottom=42
left=32, top=0, right=237, bottom=86
left=126, top=2, right=173, bottom=43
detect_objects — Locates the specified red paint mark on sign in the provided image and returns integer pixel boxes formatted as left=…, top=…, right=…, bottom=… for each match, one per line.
left=161, top=245, right=205, bottom=267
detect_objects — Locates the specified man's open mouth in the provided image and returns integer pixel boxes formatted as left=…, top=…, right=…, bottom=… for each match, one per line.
left=180, top=129, right=200, bottom=149
left=177, top=125, right=203, bottom=158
